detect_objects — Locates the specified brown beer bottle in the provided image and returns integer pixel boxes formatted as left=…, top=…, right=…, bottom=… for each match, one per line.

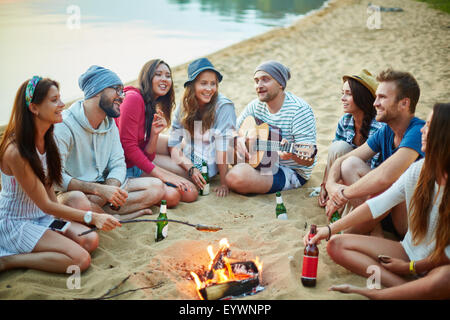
left=301, top=224, right=319, bottom=287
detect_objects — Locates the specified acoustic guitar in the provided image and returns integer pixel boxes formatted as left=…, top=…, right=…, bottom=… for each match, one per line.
left=233, top=116, right=317, bottom=169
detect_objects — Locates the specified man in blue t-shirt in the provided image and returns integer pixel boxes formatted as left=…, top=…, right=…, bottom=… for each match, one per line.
left=325, top=68, right=424, bottom=238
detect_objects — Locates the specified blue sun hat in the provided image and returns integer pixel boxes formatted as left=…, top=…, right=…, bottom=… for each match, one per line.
left=184, top=58, right=223, bottom=87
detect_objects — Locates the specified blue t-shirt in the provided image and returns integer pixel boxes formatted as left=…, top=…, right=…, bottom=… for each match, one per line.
left=366, top=117, right=425, bottom=167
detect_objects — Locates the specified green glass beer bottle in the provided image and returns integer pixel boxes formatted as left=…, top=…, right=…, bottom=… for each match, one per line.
left=330, top=211, right=341, bottom=223
left=275, top=191, right=287, bottom=220
left=155, top=200, right=168, bottom=242
left=330, top=211, right=343, bottom=234
left=199, top=161, right=210, bottom=196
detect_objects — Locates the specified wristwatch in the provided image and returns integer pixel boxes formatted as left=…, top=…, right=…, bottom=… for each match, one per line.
left=84, top=210, right=93, bottom=224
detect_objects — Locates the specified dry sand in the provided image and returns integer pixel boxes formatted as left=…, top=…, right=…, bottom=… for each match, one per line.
left=0, top=0, right=449, bottom=300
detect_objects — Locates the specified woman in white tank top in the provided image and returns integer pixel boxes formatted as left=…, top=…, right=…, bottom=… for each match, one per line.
left=0, top=77, right=121, bottom=273
left=304, top=103, right=450, bottom=299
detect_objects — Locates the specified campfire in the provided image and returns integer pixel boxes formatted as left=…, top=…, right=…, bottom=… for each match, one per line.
left=190, top=238, right=264, bottom=300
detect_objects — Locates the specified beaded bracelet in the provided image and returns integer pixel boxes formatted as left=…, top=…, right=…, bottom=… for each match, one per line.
left=188, top=166, right=196, bottom=178
left=409, top=260, right=417, bottom=276
left=326, top=225, right=332, bottom=241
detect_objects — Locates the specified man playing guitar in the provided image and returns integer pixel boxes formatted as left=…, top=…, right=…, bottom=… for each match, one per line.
left=225, top=61, right=317, bottom=194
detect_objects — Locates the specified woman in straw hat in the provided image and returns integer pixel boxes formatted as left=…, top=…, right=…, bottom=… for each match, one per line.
left=0, top=77, right=120, bottom=273
left=318, top=69, right=384, bottom=210
left=164, top=57, right=236, bottom=197
left=305, top=103, right=450, bottom=299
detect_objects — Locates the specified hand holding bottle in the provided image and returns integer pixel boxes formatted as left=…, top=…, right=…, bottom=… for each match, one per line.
left=303, top=226, right=330, bottom=246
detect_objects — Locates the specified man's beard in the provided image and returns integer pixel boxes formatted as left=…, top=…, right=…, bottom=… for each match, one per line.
left=99, top=94, right=121, bottom=118
left=257, top=89, right=277, bottom=103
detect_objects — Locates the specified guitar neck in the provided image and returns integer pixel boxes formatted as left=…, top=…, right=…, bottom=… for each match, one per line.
left=256, top=140, right=293, bottom=153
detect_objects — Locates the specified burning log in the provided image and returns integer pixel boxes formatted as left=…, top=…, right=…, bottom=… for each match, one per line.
left=206, top=239, right=231, bottom=280
left=190, top=239, right=263, bottom=300
left=199, top=262, right=260, bottom=300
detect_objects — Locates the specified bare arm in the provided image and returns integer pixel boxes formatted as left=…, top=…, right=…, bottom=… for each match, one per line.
left=344, top=147, right=420, bottom=200
left=4, top=145, right=120, bottom=230
left=305, top=202, right=376, bottom=245
left=144, top=110, right=167, bottom=155
left=168, top=145, right=206, bottom=189
left=67, top=177, right=127, bottom=208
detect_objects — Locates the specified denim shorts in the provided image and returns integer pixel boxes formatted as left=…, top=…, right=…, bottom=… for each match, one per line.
left=267, top=166, right=307, bottom=194
left=126, top=166, right=143, bottom=178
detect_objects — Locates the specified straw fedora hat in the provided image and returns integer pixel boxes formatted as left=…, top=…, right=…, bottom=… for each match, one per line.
left=343, top=69, right=378, bottom=97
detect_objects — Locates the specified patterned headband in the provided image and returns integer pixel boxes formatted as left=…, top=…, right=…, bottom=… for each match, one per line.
left=25, top=76, right=42, bottom=107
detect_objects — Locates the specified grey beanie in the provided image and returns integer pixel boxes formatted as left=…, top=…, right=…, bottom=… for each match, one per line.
left=254, top=60, right=291, bottom=89
left=78, top=65, right=123, bottom=99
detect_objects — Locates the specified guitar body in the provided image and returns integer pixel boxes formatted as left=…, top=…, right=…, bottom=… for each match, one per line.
left=237, top=116, right=282, bottom=169
left=232, top=116, right=317, bottom=170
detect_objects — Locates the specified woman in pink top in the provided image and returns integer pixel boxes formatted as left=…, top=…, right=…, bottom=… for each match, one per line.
left=116, top=59, right=198, bottom=207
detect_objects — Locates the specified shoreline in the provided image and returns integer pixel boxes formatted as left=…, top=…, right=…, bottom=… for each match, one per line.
left=0, top=0, right=449, bottom=300
left=0, top=0, right=333, bottom=132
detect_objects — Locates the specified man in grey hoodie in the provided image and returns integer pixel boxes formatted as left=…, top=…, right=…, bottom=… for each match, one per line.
left=54, top=65, right=165, bottom=220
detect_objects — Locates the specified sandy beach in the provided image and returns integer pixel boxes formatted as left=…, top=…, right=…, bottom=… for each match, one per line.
left=0, top=0, right=449, bottom=300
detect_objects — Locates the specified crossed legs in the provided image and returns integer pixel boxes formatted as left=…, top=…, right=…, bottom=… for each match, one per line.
left=58, top=177, right=165, bottom=220
left=225, top=163, right=274, bottom=194
left=327, top=234, right=450, bottom=299
left=338, top=156, right=407, bottom=237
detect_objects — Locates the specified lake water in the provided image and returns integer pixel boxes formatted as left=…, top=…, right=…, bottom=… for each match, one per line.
left=0, top=0, right=327, bottom=126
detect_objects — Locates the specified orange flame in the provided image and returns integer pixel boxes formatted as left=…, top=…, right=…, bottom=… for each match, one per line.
left=190, top=238, right=262, bottom=299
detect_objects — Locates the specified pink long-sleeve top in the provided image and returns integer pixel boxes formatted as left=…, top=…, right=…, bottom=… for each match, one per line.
left=115, top=86, right=156, bottom=174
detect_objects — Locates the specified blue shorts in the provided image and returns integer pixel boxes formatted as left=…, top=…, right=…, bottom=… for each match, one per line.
left=126, top=166, right=178, bottom=189
left=126, top=166, right=143, bottom=178
left=267, top=166, right=307, bottom=194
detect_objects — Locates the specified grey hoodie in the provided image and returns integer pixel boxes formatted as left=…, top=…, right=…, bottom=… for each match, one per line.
left=54, top=100, right=126, bottom=191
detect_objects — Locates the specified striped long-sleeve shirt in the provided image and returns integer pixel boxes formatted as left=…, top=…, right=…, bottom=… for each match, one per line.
left=237, top=91, right=317, bottom=180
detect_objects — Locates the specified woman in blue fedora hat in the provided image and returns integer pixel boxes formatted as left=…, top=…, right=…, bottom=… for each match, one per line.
left=165, top=58, right=237, bottom=197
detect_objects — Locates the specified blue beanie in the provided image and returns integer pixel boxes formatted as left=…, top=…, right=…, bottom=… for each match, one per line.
left=78, top=65, right=123, bottom=99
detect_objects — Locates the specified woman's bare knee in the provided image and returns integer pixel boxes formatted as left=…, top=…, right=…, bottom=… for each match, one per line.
left=79, top=232, right=99, bottom=253
left=341, top=156, right=370, bottom=185
left=71, top=248, right=91, bottom=272
left=164, top=186, right=181, bottom=208
left=327, top=234, right=345, bottom=261
left=58, top=191, right=91, bottom=211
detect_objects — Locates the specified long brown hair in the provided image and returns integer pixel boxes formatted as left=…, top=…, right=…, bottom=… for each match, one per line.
left=180, top=75, right=218, bottom=137
left=138, top=59, right=175, bottom=140
left=409, top=103, right=450, bottom=263
left=0, top=78, right=62, bottom=187
left=347, top=78, right=376, bottom=145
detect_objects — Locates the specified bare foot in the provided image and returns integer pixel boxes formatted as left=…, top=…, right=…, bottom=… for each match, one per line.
left=113, top=208, right=153, bottom=221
